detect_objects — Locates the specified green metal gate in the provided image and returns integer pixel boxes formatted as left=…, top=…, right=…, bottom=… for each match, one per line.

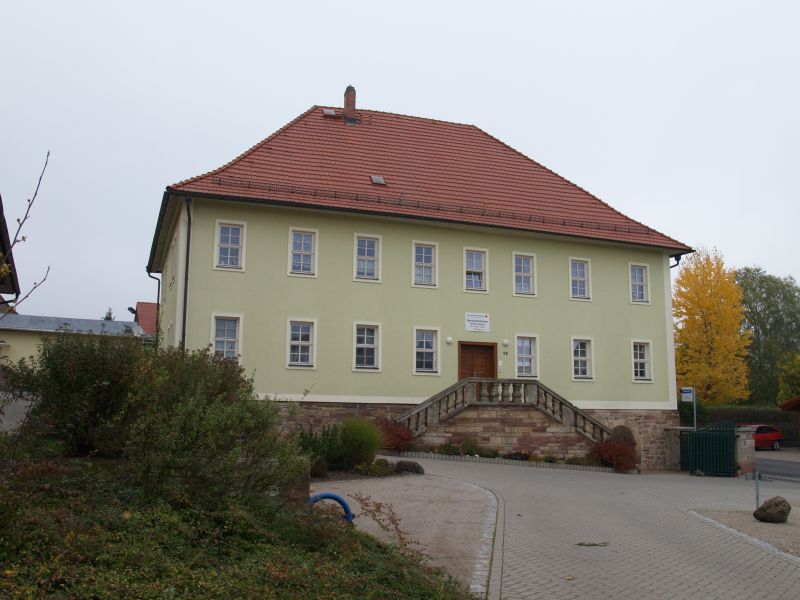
left=680, top=423, right=738, bottom=477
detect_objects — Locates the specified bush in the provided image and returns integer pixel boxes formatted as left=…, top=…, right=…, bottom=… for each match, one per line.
left=591, top=440, right=638, bottom=472
left=124, top=346, right=307, bottom=509
left=339, top=418, right=382, bottom=467
left=459, top=437, right=480, bottom=456
left=353, top=458, right=396, bottom=477
left=3, top=331, right=146, bottom=456
left=435, top=443, right=461, bottom=455
left=298, top=424, right=348, bottom=470
left=299, top=419, right=382, bottom=471
left=377, top=418, right=413, bottom=452
left=679, top=401, right=709, bottom=426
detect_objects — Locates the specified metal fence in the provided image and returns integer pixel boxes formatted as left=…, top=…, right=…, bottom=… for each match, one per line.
left=680, top=422, right=738, bottom=477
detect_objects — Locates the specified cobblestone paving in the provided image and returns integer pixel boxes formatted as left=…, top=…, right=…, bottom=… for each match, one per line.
left=412, top=458, right=800, bottom=600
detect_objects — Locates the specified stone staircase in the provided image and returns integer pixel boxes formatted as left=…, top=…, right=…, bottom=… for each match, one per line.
left=396, top=378, right=612, bottom=446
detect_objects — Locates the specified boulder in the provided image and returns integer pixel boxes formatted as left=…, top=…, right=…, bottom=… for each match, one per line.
left=396, top=460, right=425, bottom=474
left=753, top=496, right=791, bottom=523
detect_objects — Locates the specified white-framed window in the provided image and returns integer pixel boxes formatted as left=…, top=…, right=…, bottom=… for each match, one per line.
left=629, top=264, right=650, bottom=304
left=413, top=327, right=440, bottom=375
left=353, top=322, right=381, bottom=371
left=288, top=228, right=318, bottom=276
left=412, top=241, right=438, bottom=287
left=571, top=337, right=594, bottom=380
left=569, top=258, right=591, bottom=300
left=211, top=313, right=242, bottom=360
left=354, top=234, right=382, bottom=282
left=515, top=335, right=539, bottom=378
left=513, top=253, right=536, bottom=296
left=632, top=340, right=652, bottom=382
left=287, top=319, right=316, bottom=368
left=214, top=221, right=246, bottom=270
left=464, top=248, right=488, bottom=292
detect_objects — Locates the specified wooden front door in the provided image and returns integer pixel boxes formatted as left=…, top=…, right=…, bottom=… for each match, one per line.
left=458, top=343, right=497, bottom=379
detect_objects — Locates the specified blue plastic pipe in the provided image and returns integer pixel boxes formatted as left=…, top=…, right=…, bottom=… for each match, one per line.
left=308, top=492, right=354, bottom=522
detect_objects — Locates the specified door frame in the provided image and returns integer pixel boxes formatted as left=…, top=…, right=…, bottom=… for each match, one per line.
left=457, top=341, right=498, bottom=379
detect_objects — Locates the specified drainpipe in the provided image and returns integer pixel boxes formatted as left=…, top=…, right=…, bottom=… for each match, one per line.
left=146, top=269, right=161, bottom=347
left=180, top=196, right=193, bottom=350
left=669, top=255, right=682, bottom=269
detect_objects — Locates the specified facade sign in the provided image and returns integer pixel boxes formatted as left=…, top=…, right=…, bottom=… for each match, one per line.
left=465, top=312, right=490, bottom=332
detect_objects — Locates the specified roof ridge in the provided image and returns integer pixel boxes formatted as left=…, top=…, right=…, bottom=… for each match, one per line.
left=319, top=105, right=477, bottom=129
left=467, top=124, right=690, bottom=250
left=171, top=105, right=320, bottom=189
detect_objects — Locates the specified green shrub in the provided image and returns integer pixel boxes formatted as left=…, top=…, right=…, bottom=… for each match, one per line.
left=339, top=418, right=382, bottom=467
left=353, top=458, right=396, bottom=477
left=124, top=346, right=307, bottom=509
left=298, top=424, right=348, bottom=470
left=542, top=455, right=560, bottom=463
left=435, top=443, right=461, bottom=455
left=460, top=437, right=480, bottom=456
left=3, top=331, right=146, bottom=456
left=503, top=451, right=531, bottom=461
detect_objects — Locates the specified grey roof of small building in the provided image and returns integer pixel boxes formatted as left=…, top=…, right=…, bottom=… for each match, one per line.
left=0, top=314, right=144, bottom=336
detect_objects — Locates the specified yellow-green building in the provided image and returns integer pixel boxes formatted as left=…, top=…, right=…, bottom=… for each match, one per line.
left=147, top=88, right=692, bottom=466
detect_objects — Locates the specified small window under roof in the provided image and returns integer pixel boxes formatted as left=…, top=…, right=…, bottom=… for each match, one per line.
left=322, top=108, right=337, bottom=117
left=370, top=175, right=386, bottom=185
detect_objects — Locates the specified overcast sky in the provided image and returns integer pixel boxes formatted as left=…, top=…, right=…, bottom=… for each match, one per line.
left=1, top=1, right=798, bottom=320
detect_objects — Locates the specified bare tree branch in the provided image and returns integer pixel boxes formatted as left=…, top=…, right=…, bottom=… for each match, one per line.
left=11, top=151, right=50, bottom=251
left=1, top=266, right=50, bottom=319
left=0, top=151, right=51, bottom=317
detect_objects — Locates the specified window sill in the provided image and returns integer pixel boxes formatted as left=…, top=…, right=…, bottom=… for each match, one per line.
left=464, top=288, right=489, bottom=294
left=412, top=283, right=439, bottom=289
left=353, top=367, right=382, bottom=373
left=630, top=300, right=651, bottom=306
left=353, top=277, right=382, bottom=284
left=213, top=265, right=245, bottom=273
left=286, top=364, right=316, bottom=371
left=633, top=378, right=654, bottom=384
left=569, top=296, right=591, bottom=302
left=572, top=376, right=595, bottom=382
left=288, top=271, right=318, bottom=279
left=513, top=292, right=538, bottom=299
left=413, top=370, right=440, bottom=377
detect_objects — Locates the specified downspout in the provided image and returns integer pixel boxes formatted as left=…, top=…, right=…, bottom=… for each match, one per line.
left=181, top=196, right=193, bottom=350
left=146, top=269, right=161, bottom=347
left=669, top=255, right=682, bottom=269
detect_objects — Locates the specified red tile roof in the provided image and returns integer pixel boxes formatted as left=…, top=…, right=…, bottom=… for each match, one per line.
left=169, top=105, right=690, bottom=253
left=135, top=301, right=158, bottom=337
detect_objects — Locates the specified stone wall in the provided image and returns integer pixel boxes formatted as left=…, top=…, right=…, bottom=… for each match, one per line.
left=584, top=409, right=680, bottom=471
left=417, top=404, right=594, bottom=458
left=273, top=401, right=414, bottom=434
left=274, top=401, right=681, bottom=470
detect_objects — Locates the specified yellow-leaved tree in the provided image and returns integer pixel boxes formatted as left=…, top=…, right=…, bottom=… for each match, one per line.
left=673, top=248, right=750, bottom=405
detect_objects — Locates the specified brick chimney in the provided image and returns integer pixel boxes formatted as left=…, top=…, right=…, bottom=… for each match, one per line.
left=343, top=85, right=357, bottom=123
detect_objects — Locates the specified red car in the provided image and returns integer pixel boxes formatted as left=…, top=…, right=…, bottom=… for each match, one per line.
left=745, top=424, right=783, bottom=450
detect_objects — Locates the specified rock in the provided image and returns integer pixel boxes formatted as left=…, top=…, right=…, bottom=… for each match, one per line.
left=753, top=496, right=791, bottom=523
left=396, top=460, right=424, bottom=474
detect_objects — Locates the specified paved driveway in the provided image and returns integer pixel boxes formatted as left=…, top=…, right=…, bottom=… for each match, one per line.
left=327, top=457, right=800, bottom=599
